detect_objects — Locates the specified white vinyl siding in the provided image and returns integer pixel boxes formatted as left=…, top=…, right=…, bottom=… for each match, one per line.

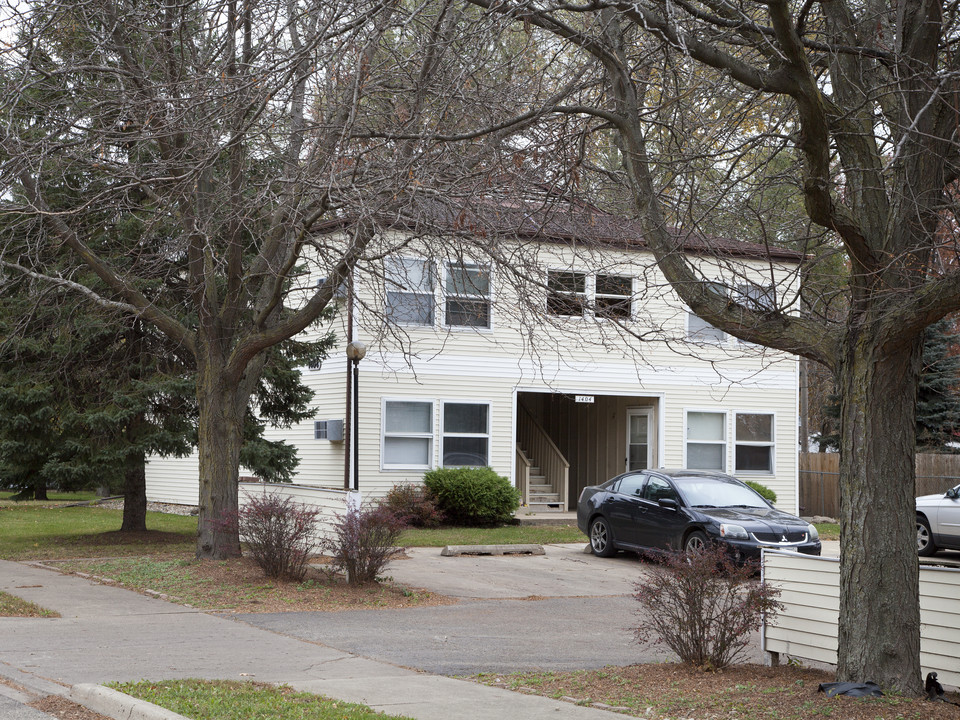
left=441, top=401, right=491, bottom=466
left=382, top=399, right=433, bottom=470
left=735, top=412, right=775, bottom=474
left=763, top=552, right=960, bottom=688
left=685, top=410, right=727, bottom=470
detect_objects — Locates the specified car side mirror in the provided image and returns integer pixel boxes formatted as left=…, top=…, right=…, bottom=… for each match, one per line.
left=947, top=488, right=959, bottom=500
left=659, top=498, right=680, bottom=511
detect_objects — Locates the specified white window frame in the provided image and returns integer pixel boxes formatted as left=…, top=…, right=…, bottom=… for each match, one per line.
left=547, top=269, right=587, bottom=318
left=443, top=261, right=492, bottom=329
left=380, top=398, right=435, bottom=471
left=594, top=273, right=634, bottom=320
left=734, top=411, right=776, bottom=475
left=384, top=257, right=435, bottom=327
left=441, top=400, right=491, bottom=467
left=684, top=409, right=728, bottom=471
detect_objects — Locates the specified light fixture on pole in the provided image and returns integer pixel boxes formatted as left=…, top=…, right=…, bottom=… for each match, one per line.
left=345, top=341, right=367, bottom=494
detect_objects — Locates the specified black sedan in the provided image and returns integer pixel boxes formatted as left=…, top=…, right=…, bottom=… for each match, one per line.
left=577, top=469, right=821, bottom=559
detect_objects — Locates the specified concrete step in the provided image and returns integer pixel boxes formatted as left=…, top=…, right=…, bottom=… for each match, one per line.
left=529, top=493, right=561, bottom=503
left=527, top=501, right=566, bottom=513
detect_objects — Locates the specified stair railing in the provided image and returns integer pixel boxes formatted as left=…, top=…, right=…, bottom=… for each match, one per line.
left=517, top=404, right=570, bottom=509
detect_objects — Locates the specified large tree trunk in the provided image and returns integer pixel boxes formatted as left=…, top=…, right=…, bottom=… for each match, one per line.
left=33, top=479, right=48, bottom=501
left=121, top=452, right=148, bottom=532
left=195, top=374, right=247, bottom=560
left=836, top=329, right=923, bottom=694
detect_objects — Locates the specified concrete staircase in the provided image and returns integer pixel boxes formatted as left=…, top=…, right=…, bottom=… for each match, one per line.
left=517, top=451, right=566, bottom=513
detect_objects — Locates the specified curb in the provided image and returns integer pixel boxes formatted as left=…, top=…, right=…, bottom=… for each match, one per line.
left=440, top=544, right=544, bottom=556
left=69, top=685, right=190, bottom=720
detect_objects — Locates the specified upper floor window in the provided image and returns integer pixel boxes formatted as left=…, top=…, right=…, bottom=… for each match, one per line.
left=736, top=282, right=776, bottom=311
left=686, top=282, right=729, bottom=343
left=547, top=271, right=586, bottom=317
left=687, top=314, right=728, bottom=343
left=445, top=262, right=491, bottom=328
left=547, top=270, right=633, bottom=320
left=595, top=274, right=633, bottom=319
left=385, top=258, right=434, bottom=325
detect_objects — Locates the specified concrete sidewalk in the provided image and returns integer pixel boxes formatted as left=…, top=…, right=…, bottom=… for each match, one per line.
left=0, top=559, right=625, bottom=720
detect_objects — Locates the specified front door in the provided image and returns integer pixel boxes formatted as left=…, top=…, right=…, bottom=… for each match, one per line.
left=626, top=408, right=653, bottom=472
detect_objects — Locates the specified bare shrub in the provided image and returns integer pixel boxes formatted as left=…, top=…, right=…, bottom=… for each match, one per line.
left=236, top=493, right=321, bottom=581
left=634, top=544, right=783, bottom=670
left=322, top=505, right=404, bottom=585
left=380, top=483, right=444, bottom=528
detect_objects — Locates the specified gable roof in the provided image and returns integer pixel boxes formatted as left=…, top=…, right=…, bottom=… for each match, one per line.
left=317, top=195, right=805, bottom=264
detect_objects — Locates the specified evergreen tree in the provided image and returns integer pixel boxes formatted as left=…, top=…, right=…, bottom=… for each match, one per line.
left=0, top=276, right=335, bottom=529
left=815, top=317, right=960, bottom=453
left=916, top=318, right=960, bottom=452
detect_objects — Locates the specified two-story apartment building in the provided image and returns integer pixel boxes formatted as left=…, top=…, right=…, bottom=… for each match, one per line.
left=145, top=198, right=804, bottom=514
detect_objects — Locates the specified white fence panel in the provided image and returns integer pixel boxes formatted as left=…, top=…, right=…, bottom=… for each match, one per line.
left=238, top=482, right=357, bottom=543
left=762, top=551, right=960, bottom=687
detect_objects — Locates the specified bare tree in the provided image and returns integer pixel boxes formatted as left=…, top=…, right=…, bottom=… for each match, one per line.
left=460, top=0, right=960, bottom=694
left=0, top=0, right=570, bottom=558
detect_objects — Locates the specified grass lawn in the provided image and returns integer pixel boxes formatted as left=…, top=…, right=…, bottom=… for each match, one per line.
left=815, top=522, right=840, bottom=540
left=111, top=680, right=415, bottom=720
left=0, top=590, right=59, bottom=617
left=0, top=490, right=100, bottom=506
left=469, top=664, right=959, bottom=720
left=0, top=505, right=196, bottom=560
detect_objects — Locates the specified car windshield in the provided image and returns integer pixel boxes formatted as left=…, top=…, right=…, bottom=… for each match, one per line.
left=675, top=476, right=768, bottom=509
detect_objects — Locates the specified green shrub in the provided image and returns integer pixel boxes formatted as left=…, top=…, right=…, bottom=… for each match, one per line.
left=423, top=467, right=520, bottom=526
left=745, top=480, right=777, bottom=504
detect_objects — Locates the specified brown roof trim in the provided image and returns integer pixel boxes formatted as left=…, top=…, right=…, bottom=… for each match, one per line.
left=312, top=200, right=805, bottom=264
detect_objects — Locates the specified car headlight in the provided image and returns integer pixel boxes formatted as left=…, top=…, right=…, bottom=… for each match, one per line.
left=807, top=523, right=819, bottom=541
left=720, top=523, right=749, bottom=540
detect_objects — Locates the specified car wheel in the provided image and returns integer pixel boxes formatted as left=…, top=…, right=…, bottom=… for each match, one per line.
left=684, top=530, right=708, bottom=554
left=917, top=516, right=937, bottom=557
left=589, top=516, right=616, bottom=557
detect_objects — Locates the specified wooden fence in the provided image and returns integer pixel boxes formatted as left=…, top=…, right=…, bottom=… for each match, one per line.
left=799, top=453, right=960, bottom=518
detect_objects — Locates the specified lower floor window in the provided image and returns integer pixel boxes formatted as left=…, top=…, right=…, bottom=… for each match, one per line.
left=686, top=410, right=726, bottom=470
left=442, top=402, right=490, bottom=466
left=735, top=413, right=774, bottom=473
left=382, top=400, right=433, bottom=469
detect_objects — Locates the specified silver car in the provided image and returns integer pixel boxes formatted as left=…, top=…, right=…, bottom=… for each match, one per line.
left=916, top=485, right=960, bottom=556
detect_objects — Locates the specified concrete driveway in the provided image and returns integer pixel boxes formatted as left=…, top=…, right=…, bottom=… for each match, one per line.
left=237, top=543, right=756, bottom=675
left=382, top=542, right=640, bottom=599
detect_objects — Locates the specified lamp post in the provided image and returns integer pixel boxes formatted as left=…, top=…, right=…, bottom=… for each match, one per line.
left=345, top=341, right=367, bottom=497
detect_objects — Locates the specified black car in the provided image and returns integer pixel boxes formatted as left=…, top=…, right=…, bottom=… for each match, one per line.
left=577, top=469, right=821, bottom=559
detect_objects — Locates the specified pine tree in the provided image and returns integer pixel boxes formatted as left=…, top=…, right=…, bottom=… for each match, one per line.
left=815, top=317, right=960, bottom=453
left=916, top=318, right=960, bottom=452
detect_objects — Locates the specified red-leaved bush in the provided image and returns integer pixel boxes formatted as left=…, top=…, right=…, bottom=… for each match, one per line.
left=236, top=492, right=321, bottom=581
left=380, top=483, right=444, bottom=528
left=634, top=543, right=783, bottom=669
left=321, top=505, right=404, bottom=585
